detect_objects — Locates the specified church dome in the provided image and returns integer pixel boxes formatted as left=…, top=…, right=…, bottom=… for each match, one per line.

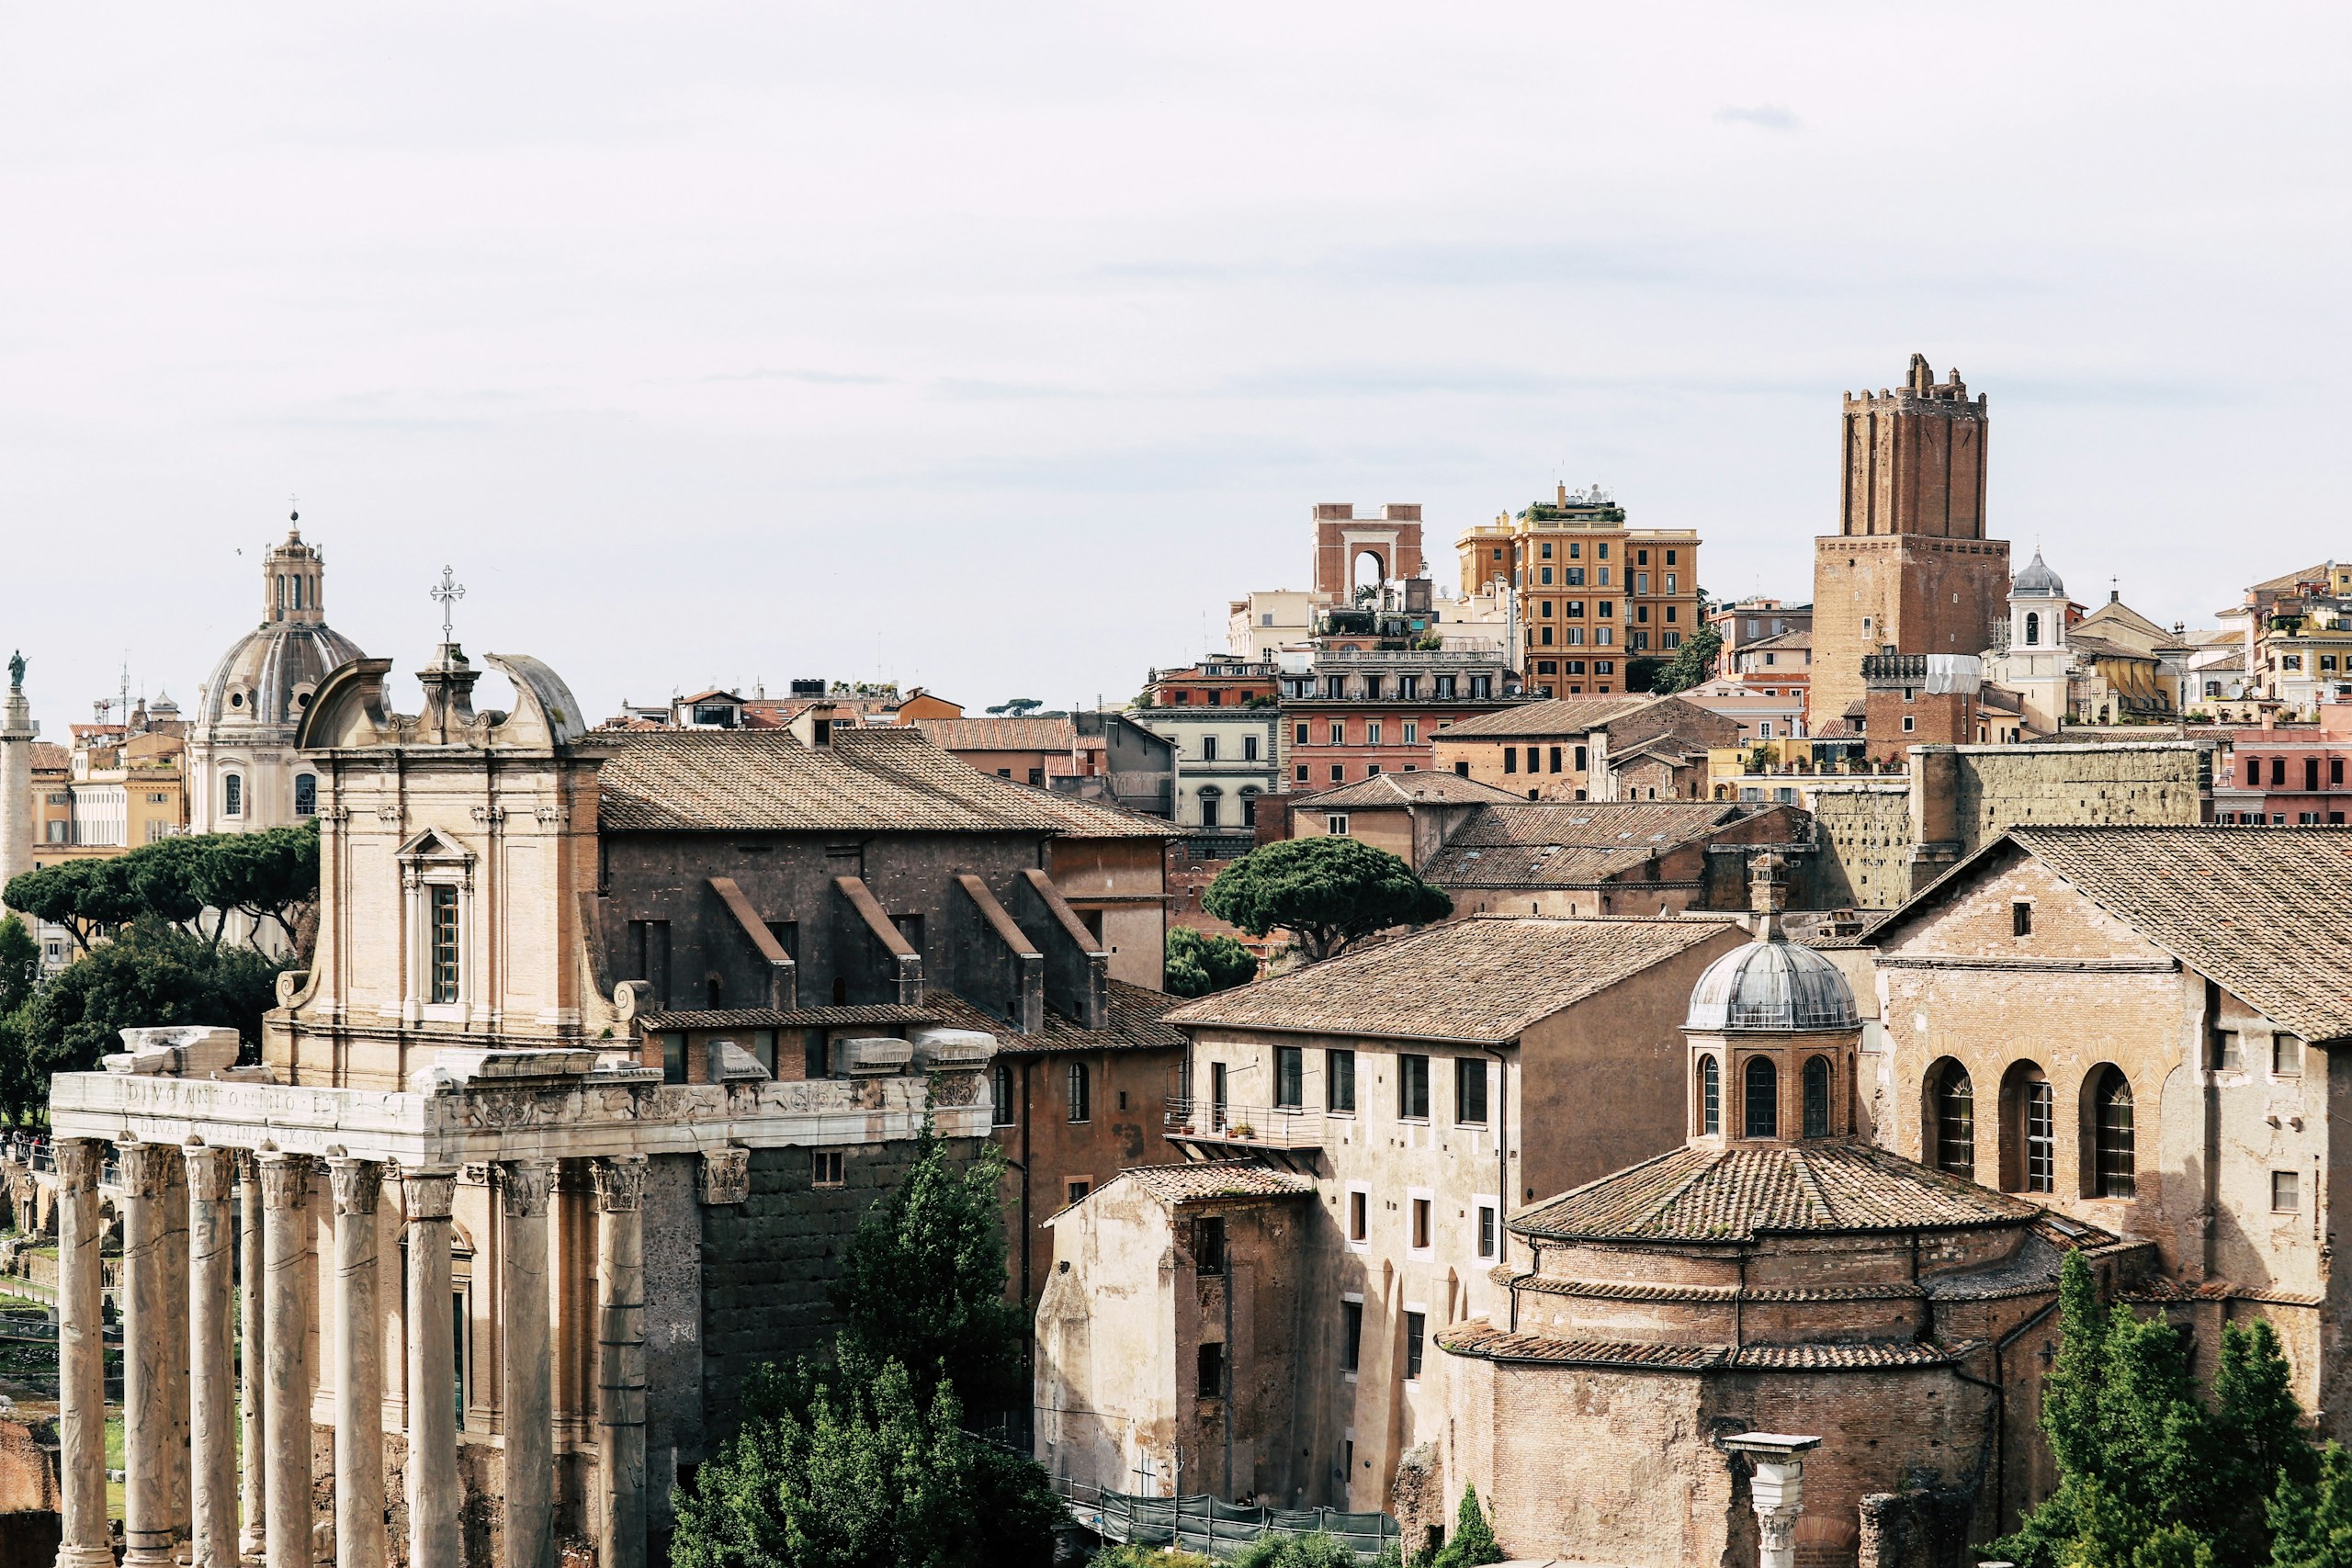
left=1685, top=936, right=1859, bottom=1032
left=2011, top=550, right=2065, bottom=598
left=196, top=522, right=366, bottom=731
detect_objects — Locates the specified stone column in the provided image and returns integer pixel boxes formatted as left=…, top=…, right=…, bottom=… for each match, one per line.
left=593, top=1156, right=649, bottom=1568
left=237, top=1153, right=267, bottom=1564
left=51, top=1138, right=112, bottom=1568
left=501, top=1161, right=556, bottom=1568
left=1722, top=1433, right=1819, bottom=1568
left=184, top=1145, right=238, bottom=1568
left=162, top=1152, right=193, bottom=1549
left=401, top=1170, right=461, bottom=1568
left=118, top=1140, right=176, bottom=1568
left=327, top=1157, right=387, bottom=1568
left=257, top=1152, right=314, bottom=1568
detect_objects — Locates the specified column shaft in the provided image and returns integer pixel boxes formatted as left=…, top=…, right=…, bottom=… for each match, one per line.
left=593, top=1156, right=649, bottom=1568
left=51, top=1140, right=111, bottom=1568
left=238, top=1156, right=266, bottom=1564
left=162, top=1156, right=192, bottom=1546
left=327, top=1158, right=387, bottom=1568
left=119, top=1142, right=175, bottom=1568
left=402, top=1171, right=461, bottom=1568
left=501, top=1162, right=556, bottom=1568
left=185, top=1147, right=238, bottom=1568
left=258, top=1153, right=315, bottom=1568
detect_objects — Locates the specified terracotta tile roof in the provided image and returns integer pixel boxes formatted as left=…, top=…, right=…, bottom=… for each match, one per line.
left=1162, top=915, right=1739, bottom=1043
left=595, top=727, right=1180, bottom=839
left=1437, top=1320, right=1973, bottom=1371
left=919, top=981, right=1187, bottom=1056
left=1746, top=629, right=1813, bottom=653
left=28, top=743, right=68, bottom=772
left=634, top=1004, right=941, bottom=1030
left=1434, top=695, right=1658, bottom=740
left=915, top=717, right=1078, bottom=753
left=1421, top=802, right=1796, bottom=890
left=1883, top=827, right=2352, bottom=1044
left=1511, top=1140, right=2041, bottom=1243
left=1114, top=1160, right=1316, bottom=1205
left=1306, top=773, right=1524, bottom=808
left=1511, top=1275, right=1927, bottom=1305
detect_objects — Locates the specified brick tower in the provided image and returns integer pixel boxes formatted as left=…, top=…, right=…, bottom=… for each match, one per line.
left=1811, top=355, right=2011, bottom=728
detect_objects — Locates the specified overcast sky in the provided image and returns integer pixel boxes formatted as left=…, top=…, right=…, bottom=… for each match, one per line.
left=3, top=5, right=2345, bottom=734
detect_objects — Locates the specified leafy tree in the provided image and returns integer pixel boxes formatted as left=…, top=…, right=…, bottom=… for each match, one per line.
left=670, top=1347, right=1060, bottom=1568
left=1234, top=1532, right=1358, bottom=1568
left=1623, top=657, right=1665, bottom=694
left=2268, top=1442, right=2352, bottom=1568
left=1202, top=837, right=1452, bottom=964
left=829, top=1120, right=1028, bottom=1416
left=0, top=917, right=37, bottom=1018
left=197, top=823, right=321, bottom=950
left=1165, top=928, right=1259, bottom=998
left=5, top=860, right=141, bottom=953
left=1649, top=592, right=1723, bottom=696
left=985, top=698, right=1044, bottom=716
left=1432, top=1485, right=1502, bottom=1568
left=1992, top=1252, right=2314, bottom=1568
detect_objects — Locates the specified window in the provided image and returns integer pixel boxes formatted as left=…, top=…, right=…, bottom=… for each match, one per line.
left=222, top=773, right=243, bottom=818
left=2335, top=759, right=2347, bottom=786
left=804, top=1028, right=829, bottom=1079
left=1504, top=749, right=1517, bottom=774
left=1275, top=1046, right=1304, bottom=1109
left=1666, top=573, right=1677, bottom=593
left=1196, top=1341, right=1225, bottom=1398
left=1067, top=1061, right=1092, bottom=1122
left=2024, top=1077, right=2055, bottom=1193
left=1404, top=1312, right=1425, bottom=1381
left=1297, top=765, right=1309, bottom=782
left=2248, top=759, right=2262, bottom=787
left=1243, top=734, right=1260, bottom=761
left=1067, top=1179, right=1091, bottom=1204
left=2024, top=611, right=2041, bottom=647
left=1574, top=745, right=1588, bottom=770
left=1636, top=572, right=1649, bottom=594
left=1201, top=736, right=1218, bottom=763
left=1366, top=721, right=1383, bottom=746
left=1902, top=715, right=1916, bottom=733
left=1341, top=1300, right=1364, bottom=1371
left=1548, top=746, right=1563, bottom=773
left=1453, top=761, right=1469, bottom=777
left=991, top=1063, right=1014, bottom=1125
left=1296, top=723, right=1309, bottom=745
left=1476, top=1200, right=1498, bottom=1260
left=1931, top=1061, right=1974, bottom=1178
left=661, top=1032, right=687, bottom=1085
left=1455, top=1057, right=1487, bottom=1125
left=1348, top=1188, right=1368, bottom=1243
left=1399, top=1055, right=1430, bottom=1120
left=1470, top=675, right=1491, bottom=699
left=2274, top=1035, right=2303, bottom=1076
left=1698, top=1055, right=1720, bottom=1134
left=1211, top=1062, right=1228, bottom=1130
left=1411, top=1196, right=1431, bottom=1250
left=1540, top=567, right=1553, bottom=585
left=2215, top=1030, right=2243, bottom=1071
left=2309, top=759, right=2322, bottom=792
left=1199, top=795, right=1220, bottom=829
left=1803, top=1056, right=1831, bottom=1139
left=1743, top=1057, right=1777, bottom=1138
left=812, top=1149, right=845, bottom=1188
left=1327, top=1049, right=1356, bottom=1112
left=2091, top=1067, right=2135, bottom=1199
left=2274, top=1171, right=2301, bottom=1213
left=1194, top=1216, right=1227, bottom=1274
left=2013, top=901, right=2032, bottom=937
left=1326, top=814, right=1350, bottom=836
left=1330, top=765, right=1344, bottom=784
left=429, top=886, right=461, bottom=1004
left=294, top=774, right=317, bottom=817
left=1402, top=721, right=1418, bottom=744
left=2274, top=758, right=2288, bottom=787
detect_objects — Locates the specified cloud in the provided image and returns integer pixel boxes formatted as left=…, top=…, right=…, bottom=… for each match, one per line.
left=1714, top=104, right=1800, bottom=131
left=698, top=368, right=896, bottom=385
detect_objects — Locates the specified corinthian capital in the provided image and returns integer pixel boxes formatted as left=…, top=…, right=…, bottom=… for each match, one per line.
left=592, top=1155, right=648, bottom=1213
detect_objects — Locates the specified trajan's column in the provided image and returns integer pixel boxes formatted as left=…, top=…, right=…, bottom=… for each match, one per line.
left=0, top=652, right=36, bottom=910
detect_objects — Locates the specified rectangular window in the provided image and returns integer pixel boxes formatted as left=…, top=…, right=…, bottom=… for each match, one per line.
left=1411, top=1197, right=1431, bottom=1250
left=1435, top=675, right=1456, bottom=699
left=1194, top=1216, right=1227, bottom=1275
left=1667, top=573, right=1677, bottom=593
left=2216, top=1030, right=2243, bottom=1071
left=1275, top=1045, right=1304, bottom=1109
left=1196, top=1341, right=1224, bottom=1398
left=811, top=1149, right=845, bottom=1188
left=1399, top=1055, right=1430, bottom=1120
left=1067, top=1179, right=1091, bottom=1205
left=222, top=773, right=243, bottom=817
left=294, top=774, right=317, bottom=817
left=1540, top=567, right=1553, bottom=585
left=429, top=886, right=461, bottom=1004
left=661, top=1032, right=687, bottom=1085
left=2013, top=901, right=2032, bottom=937
left=804, top=1028, right=829, bottom=1079
left=1366, top=721, right=1383, bottom=746
left=1404, top=1312, right=1426, bottom=1381
left=2274, top=1171, right=2301, bottom=1213
left=991, top=1062, right=1014, bottom=1125
left=1476, top=1200, right=1498, bottom=1260
left=1329, top=764, right=1343, bottom=784
left=1244, top=734, right=1260, bottom=761
left=1504, top=748, right=1517, bottom=774
left=1348, top=1188, right=1368, bottom=1243
left=1296, top=764, right=1308, bottom=782
left=1341, top=1300, right=1363, bottom=1372
left=1636, top=572, right=1649, bottom=594
left=2275, top=1035, right=2303, bottom=1076
left=1455, top=1057, right=1488, bottom=1124
left=1402, top=721, right=1418, bottom=744
left=1067, top=1061, right=1093, bottom=1121
left=1201, top=736, right=1218, bottom=762
left=1470, top=675, right=1491, bottom=699
left=766, top=920, right=801, bottom=961
left=1397, top=675, right=1418, bottom=700
left=1296, top=723, right=1309, bottom=744
left=1548, top=746, right=1562, bottom=773
left=1328, top=1049, right=1357, bottom=1112
left=1211, top=1061, right=1228, bottom=1129
left=1326, top=814, right=1350, bottom=836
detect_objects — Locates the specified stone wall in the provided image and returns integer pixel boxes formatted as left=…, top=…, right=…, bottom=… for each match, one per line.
left=1810, top=786, right=1915, bottom=913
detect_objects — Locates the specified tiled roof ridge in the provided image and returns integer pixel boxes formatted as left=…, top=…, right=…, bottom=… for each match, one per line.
left=1437, top=1320, right=1974, bottom=1371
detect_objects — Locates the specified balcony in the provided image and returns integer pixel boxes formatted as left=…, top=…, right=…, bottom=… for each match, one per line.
left=1164, top=1098, right=1325, bottom=1155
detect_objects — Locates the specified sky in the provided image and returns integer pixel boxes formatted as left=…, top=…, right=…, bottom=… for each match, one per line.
left=2, top=4, right=2346, bottom=735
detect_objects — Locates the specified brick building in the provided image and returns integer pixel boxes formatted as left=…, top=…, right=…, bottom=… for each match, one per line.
left=1863, top=826, right=2352, bottom=1438
left=914, top=715, right=1080, bottom=787
left=1453, top=485, right=1702, bottom=684
left=1141, top=659, right=1281, bottom=709
left=1430, top=694, right=1738, bottom=801
left=2212, top=704, right=2352, bottom=822
left=1812, top=355, right=2012, bottom=727
left=1280, top=649, right=1523, bottom=789
left=1314, top=502, right=1426, bottom=608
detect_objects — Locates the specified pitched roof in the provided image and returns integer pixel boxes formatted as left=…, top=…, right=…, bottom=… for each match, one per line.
left=1116, top=1160, right=1316, bottom=1205
left=1420, top=802, right=1795, bottom=890
left=1305, top=773, right=1524, bottom=809
left=1163, top=915, right=1738, bottom=1043
left=1434, top=694, right=1657, bottom=740
left=1890, top=827, right=2352, bottom=1044
left=594, top=727, right=1179, bottom=838
left=1437, top=1320, right=1972, bottom=1371
left=1745, top=629, right=1813, bottom=653
left=915, top=716, right=1078, bottom=753
left=1510, top=1140, right=2040, bottom=1243
left=919, top=980, right=1187, bottom=1056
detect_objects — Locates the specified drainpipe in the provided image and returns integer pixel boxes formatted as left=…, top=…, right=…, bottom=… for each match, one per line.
left=1950, top=1296, right=2059, bottom=1540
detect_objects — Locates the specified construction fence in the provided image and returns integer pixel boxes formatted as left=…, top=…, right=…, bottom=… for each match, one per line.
left=1058, top=1482, right=1398, bottom=1561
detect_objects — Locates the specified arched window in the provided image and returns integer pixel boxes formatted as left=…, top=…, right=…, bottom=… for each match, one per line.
left=2024, top=610, right=2041, bottom=647
left=1697, top=1055, right=1720, bottom=1135
left=294, top=774, right=317, bottom=818
left=1743, top=1057, right=1777, bottom=1139
left=1803, top=1056, right=1832, bottom=1139
left=1931, top=1061, right=1974, bottom=1179
left=1999, top=1063, right=2054, bottom=1193
left=222, top=773, right=243, bottom=818
left=2092, top=1067, right=2134, bottom=1198
left=1067, top=1061, right=1091, bottom=1124
left=991, top=1063, right=1014, bottom=1128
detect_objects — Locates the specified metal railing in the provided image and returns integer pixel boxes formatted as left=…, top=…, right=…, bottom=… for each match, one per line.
left=1165, top=1098, right=1325, bottom=1150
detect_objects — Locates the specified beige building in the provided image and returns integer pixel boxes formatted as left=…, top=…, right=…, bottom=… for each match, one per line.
left=1227, top=591, right=1317, bottom=660
left=1035, top=915, right=1747, bottom=1510
left=1453, top=485, right=1702, bottom=682
left=1431, top=694, right=1738, bottom=802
